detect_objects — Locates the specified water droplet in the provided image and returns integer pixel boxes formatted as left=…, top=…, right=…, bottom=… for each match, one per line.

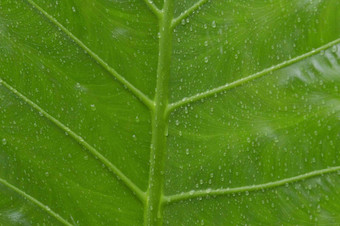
left=211, top=20, right=216, bottom=28
left=331, top=45, right=338, bottom=53
left=90, top=104, right=96, bottom=111
left=175, top=120, right=180, bottom=126
left=2, top=138, right=7, bottom=145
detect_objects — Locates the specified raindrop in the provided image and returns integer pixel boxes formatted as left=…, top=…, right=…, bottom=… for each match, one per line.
left=175, top=120, right=180, bottom=126
left=331, top=45, right=338, bottom=53
left=211, top=20, right=216, bottom=28
left=90, top=104, right=96, bottom=111
left=1, top=138, right=7, bottom=145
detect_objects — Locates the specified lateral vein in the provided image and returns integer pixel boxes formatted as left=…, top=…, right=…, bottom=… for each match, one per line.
left=163, top=165, right=340, bottom=204
left=0, top=79, right=146, bottom=203
left=167, top=38, right=340, bottom=112
left=0, top=177, right=73, bottom=226
left=143, top=0, right=162, bottom=17
left=25, top=0, right=154, bottom=110
left=171, top=0, right=209, bottom=28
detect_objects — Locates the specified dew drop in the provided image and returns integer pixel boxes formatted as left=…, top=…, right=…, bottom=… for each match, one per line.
left=331, top=45, right=338, bottom=53
left=211, top=20, right=216, bottom=28
left=175, top=120, right=180, bottom=126
left=90, top=104, right=96, bottom=111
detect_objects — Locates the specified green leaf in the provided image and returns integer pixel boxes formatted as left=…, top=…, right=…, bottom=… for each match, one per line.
left=1, top=0, right=339, bottom=225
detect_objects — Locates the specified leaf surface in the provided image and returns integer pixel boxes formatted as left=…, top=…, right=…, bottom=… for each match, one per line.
left=0, top=0, right=339, bottom=225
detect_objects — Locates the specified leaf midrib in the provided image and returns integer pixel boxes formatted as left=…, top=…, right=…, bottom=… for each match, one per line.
left=1, top=78, right=339, bottom=220
left=1, top=0, right=340, bottom=225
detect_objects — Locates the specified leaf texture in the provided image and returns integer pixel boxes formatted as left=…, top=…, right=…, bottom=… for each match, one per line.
left=0, top=0, right=340, bottom=225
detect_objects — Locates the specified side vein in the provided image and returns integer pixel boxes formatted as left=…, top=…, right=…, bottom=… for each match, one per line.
left=25, top=0, right=154, bottom=110
left=143, top=0, right=162, bottom=17
left=0, top=177, right=72, bottom=226
left=163, top=165, right=340, bottom=204
left=171, top=0, right=209, bottom=28
left=0, top=79, right=146, bottom=203
left=167, top=38, right=340, bottom=112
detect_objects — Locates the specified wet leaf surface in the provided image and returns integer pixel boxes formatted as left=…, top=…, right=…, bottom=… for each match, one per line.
left=0, top=0, right=340, bottom=225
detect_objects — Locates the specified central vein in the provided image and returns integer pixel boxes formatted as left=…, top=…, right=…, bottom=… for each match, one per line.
left=144, top=0, right=174, bottom=225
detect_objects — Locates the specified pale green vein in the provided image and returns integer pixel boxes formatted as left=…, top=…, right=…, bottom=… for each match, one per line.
left=0, top=177, right=72, bottom=226
left=171, top=0, right=209, bottom=28
left=144, top=0, right=174, bottom=224
left=143, top=0, right=162, bottom=17
left=25, top=0, right=154, bottom=110
left=0, top=79, right=146, bottom=203
left=163, top=165, right=340, bottom=204
left=167, top=38, right=340, bottom=113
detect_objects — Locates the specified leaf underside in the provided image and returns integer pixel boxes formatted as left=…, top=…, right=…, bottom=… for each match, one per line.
left=0, top=0, right=340, bottom=225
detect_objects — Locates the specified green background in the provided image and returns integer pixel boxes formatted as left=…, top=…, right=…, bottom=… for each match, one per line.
left=0, top=0, right=340, bottom=225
